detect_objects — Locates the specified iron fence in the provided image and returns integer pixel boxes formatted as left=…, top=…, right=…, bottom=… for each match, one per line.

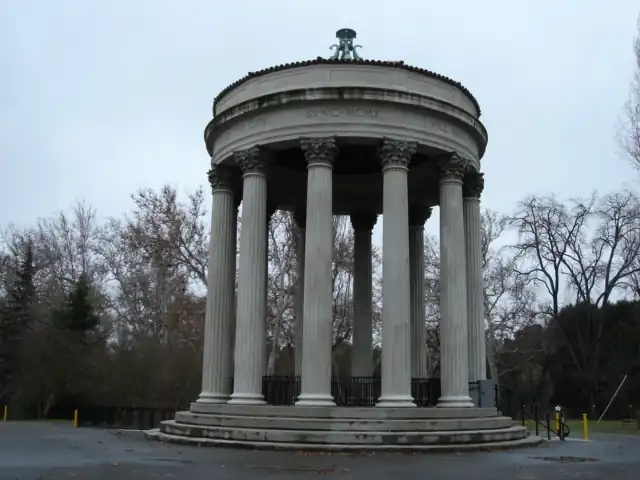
left=261, top=376, right=455, bottom=407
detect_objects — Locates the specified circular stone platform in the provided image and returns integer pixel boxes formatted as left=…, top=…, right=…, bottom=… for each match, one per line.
left=144, top=405, right=541, bottom=451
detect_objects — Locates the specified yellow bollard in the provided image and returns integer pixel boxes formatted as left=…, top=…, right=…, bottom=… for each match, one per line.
left=73, top=409, right=79, bottom=428
left=2, top=405, right=7, bottom=422
left=583, top=413, right=589, bottom=441
left=554, top=412, right=560, bottom=432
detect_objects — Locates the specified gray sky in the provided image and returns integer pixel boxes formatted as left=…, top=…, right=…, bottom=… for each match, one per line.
left=1, top=0, right=639, bottom=242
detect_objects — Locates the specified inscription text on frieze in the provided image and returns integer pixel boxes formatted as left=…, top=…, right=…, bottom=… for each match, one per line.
left=306, top=108, right=379, bottom=119
left=428, top=119, right=463, bottom=139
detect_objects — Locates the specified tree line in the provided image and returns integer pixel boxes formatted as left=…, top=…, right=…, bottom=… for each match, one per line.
left=1, top=185, right=640, bottom=418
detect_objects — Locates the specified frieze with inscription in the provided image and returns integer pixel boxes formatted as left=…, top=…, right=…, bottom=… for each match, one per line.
left=306, top=108, right=379, bottom=119
left=428, top=119, right=464, bottom=140
left=235, top=116, right=268, bottom=131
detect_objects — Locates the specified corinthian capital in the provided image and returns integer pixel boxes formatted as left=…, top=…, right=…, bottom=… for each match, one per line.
left=207, top=164, right=237, bottom=192
left=233, top=146, right=268, bottom=175
left=408, top=206, right=433, bottom=226
left=350, top=212, right=378, bottom=232
left=438, top=152, right=471, bottom=180
left=300, top=137, right=338, bottom=167
left=463, top=171, right=485, bottom=199
left=378, top=139, right=417, bottom=170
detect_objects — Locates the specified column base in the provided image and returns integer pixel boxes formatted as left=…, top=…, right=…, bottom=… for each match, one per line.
left=295, top=393, right=336, bottom=407
left=196, top=392, right=230, bottom=404
left=436, top=395, right=475, bottom=408
left=227, top=392, right=266, bottom=405
left=376, top=395, right=416, bottom=408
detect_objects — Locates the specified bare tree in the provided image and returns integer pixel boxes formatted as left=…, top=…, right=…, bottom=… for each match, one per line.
left=266, top=210, right=296, bottom=374
left=591, top=191, right=640, bottom=307
left=331, top=216, right=354, bottom=352
left=508, top=195, right=591, bottom=321
left=423, top=233, right=440, bottom=376
left=127, top=186, right=209, bottom=288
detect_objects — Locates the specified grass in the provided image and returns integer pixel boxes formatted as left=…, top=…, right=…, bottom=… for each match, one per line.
left=521, top=417, right=640, bottom=437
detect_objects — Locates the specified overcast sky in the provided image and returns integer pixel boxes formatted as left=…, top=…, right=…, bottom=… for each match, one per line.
left=1, top=0, right=639, bottom=243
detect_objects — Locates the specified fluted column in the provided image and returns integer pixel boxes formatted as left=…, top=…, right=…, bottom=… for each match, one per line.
left=296, top=137, right=338, bottom=407
left=197, top=164, right=238, bottom=404
left=229, top=147, right=269, bottom=405
left=293, top=211, right=306, bottom=377
left=409, top=206, right=431, bottom=379
left=464, top=172, right=486, bottom=382
left=377, top=139, right=415, bottom=408
left=350, top=212, right=377, bottom=377
left=437, top=153, right=474, bottom=408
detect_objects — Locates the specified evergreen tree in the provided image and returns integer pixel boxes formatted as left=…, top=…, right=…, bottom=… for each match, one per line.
left=53, top=275, right=99, bottom=333
left=0, top=241, right=36, bottom=398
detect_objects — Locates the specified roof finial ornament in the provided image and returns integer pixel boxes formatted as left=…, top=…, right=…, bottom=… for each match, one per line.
left=329, top=28, right=363, bottom=61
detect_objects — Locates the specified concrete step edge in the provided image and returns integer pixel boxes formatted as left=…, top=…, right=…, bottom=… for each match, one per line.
left=177, top=412, right=514, bottom=423
left=145, top=429, right=543, bottom=452
left=162, top=420, right=527, bottom=436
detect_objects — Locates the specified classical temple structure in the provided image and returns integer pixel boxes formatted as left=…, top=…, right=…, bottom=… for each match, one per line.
left=146, top=29, right=538, bottom=450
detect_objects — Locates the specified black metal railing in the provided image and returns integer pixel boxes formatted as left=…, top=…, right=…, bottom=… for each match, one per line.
left=261, top=376, right=454, bottom=407
left=518, top=404, right=570, bottom=440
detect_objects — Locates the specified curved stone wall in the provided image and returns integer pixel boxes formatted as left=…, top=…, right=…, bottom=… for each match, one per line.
left=205, top=64, right=488, bottom=169
left=214, top=63, right=479, bottom=118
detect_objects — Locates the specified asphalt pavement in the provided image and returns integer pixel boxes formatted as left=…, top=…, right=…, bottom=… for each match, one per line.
left=1, top=421, right=639, bottom=479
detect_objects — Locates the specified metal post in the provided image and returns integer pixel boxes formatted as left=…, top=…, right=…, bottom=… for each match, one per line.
left=545, top=414, right=551, bottom=440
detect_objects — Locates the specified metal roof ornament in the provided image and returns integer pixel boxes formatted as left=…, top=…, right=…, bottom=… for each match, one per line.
left=330, top=28, right=363, bottom=61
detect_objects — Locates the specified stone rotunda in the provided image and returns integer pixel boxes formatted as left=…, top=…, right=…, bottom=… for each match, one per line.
left=146, top=29, right=539, bottom=450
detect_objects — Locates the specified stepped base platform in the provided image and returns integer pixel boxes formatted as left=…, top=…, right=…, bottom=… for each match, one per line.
left=144, top=404, right=542, bottom=452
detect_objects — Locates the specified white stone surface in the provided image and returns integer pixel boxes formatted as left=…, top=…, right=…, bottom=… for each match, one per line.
left=351, top=213, right=376, bottom=377
left=228, top=206, right=238, bottom=381
left=409, top=210, right=429, bottom=379
left=437, top=154, right=474, bottom=408
left=229, top=148, right=268, bottom=405
left=296, top=138, right=337, bottom=407
left=210, top=100, right=483, bottom=168
left=197, top=166, right=237, bottom=404
left=464, top=175, right=486, bottom=382
left=377, top=140, right=415, bottom=408
left=215, top=63, right=479, bottom=118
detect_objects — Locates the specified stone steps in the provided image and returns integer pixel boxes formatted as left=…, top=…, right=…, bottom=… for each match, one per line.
left=159, top=420, right=529, bottom=445
left=189, top=403, right=500, bottom=419
left=145, top=428, right=542, bottom=452
left=174, top=411, right=516, bottom=432
left=146, top=405, right=539, bottom=452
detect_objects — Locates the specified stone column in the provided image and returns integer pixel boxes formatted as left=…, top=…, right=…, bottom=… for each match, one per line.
left=464, top=172, right=486, bottom=382
left=229, top=147, right=269, bottom=405
left=293, top=211, right=306, bottom=377
left=197, top=164, right=238, bottom=404
left=437, top=153, right=474, bottom=408
left=296, top=137, right=338, bottom=407
left=350, top=212, right=377, bottom=377
left=377, top=139, right=416, bottom=408
left=409, top=206, right=431, bottom=379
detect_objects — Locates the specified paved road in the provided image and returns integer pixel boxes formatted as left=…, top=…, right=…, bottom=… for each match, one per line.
left=1, top=422, right=639, bottom=479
